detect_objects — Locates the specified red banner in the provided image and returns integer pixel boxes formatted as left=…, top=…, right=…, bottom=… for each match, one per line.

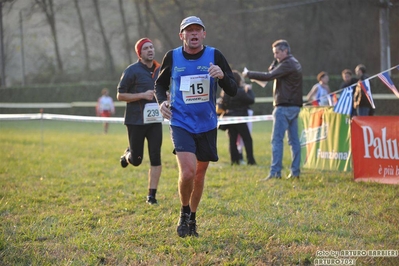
left=351, top=116, right=399, bottom=184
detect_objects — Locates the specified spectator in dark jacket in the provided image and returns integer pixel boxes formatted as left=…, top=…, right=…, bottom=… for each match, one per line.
left=353, top=64, right=374, bottom=116
left=220, top=70, right=256, bottom=165
left=243, top=39, right=302, bottom=180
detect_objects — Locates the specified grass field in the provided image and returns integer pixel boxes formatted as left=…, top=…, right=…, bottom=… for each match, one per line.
left=1, top=119, right=398, bottom=265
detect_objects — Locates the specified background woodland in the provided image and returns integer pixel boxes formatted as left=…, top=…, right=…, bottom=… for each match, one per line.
left=2, top=0, right=398, bottom=86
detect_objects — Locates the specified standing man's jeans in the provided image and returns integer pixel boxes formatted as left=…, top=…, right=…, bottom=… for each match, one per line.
left=356, top=107, right=370, bottom=116
left=270, top=106, right=301, bottom=177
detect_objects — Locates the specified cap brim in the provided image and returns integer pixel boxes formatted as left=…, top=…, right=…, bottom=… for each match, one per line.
left=180, top=23, right=205, bottom=32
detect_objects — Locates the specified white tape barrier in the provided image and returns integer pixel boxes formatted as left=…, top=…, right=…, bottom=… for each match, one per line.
left=0, top=94, right=396, bottom=109
left=0, top=113, right=124, bottom=123
left=0, top=113, right=273, bottom=125
left=218, top=115, right=273, bottom=125
left=0, top=102, right=124, bottom=108
left=0, top=103, right=73, bottom=108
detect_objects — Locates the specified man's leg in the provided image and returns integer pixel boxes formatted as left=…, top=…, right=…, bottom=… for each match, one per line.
left=189, top=160, right=209, bottom=213
left=176, top=151, right=197, bottom=237
left=186, top=160, right=208, bottom=238
left=146, top=165, right=161, bottom=204
left=146, top=123, right=163, bottom=204
left=287, top=107, right=301, bottom=177
left=236, top=123, right=256, bottom=165
left=270, top=107, right=288, bottom=177
left=148, top=165, right=161, bottom=189
left=227, top=126, right=240, bottom=164
left=176, top=152, right=197, bottom=206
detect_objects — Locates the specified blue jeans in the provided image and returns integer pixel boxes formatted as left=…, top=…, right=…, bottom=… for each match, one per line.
left=270, top=106, right=301, bottom=177
left=356, top=107, right=370, bottom=116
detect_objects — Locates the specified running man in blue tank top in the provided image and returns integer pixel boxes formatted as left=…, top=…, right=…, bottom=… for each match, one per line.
left=155, top=16, right=237, bottom=238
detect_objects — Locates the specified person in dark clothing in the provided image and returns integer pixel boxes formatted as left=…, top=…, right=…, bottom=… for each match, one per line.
left=340, top=69, right=358, bottom=117
left=353, top=64, right=374, bottom=116
left=221, top=70, right=256, bottom=165
left=117, top=38, right=163, bottom=205
left=242, top=39, right=302, bottom=181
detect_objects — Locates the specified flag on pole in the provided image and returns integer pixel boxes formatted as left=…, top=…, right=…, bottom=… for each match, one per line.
left=378, top=72, right=399, bottom=98
left=333, top=86, right=353, bottom=115
left=359, top=80, right=375, bottom=109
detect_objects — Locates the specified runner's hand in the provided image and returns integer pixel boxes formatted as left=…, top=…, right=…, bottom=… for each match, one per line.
left=209, top=63, right=224, bottom=79
left=160, top=101, right=171, bottom=120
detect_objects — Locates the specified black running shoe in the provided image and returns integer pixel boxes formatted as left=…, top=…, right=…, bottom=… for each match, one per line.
left=177, top=212, right=190, bottom=237
left=188, top=220, right=199, bottom=237
left=146, top=196, right=158, bottom=205
left=120, top=147, right=129, bottom=168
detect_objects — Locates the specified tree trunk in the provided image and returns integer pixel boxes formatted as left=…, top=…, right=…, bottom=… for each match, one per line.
left=238, top=0, right=251, bottom=64
left=93, top=0, right=115, bottom=76
left=73, top=0, right=90, bottom=74
left=133, top=0, right=148, bottom=38
left=0, top=2, right=6, bottom=87
left=172, top=0, right=185, bottom=19
left=119, top=0, right=132, bottom=64
left=35, top=0, right=63, bottom=73
left=144, top=0, right=174, bottom=49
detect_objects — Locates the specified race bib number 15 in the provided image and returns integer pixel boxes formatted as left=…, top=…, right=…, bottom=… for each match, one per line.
left=180, top=74, right=210, bottom=104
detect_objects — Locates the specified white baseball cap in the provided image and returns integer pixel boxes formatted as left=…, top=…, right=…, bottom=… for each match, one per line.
left=180, top=16, right=205, bottom=32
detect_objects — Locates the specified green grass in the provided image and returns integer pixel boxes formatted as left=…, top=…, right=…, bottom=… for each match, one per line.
left=1, top=120, right=398, bottom=265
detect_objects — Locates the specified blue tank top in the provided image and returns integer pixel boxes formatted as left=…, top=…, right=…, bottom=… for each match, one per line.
left=170, top=46, right=218, bottom=133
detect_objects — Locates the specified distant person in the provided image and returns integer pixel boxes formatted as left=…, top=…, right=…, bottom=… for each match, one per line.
left=236, top=108, right=253, bottom=165
left=340, top=69, right=358, bottom=117
left=220, top=70, right=256, bottom=165
left=117, top=38, right=163, bottom=205
left=353, top=64, right=374, bottom=116
left=243, top=39, right=302, bottom=181
left=96, top=88, right=115, bottom=134
left=155, top=16, right=237, bottom=237
left=307, top=71, right=336, bottom=106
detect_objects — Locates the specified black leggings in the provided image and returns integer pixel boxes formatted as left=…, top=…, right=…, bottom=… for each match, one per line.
left=226, top=123, right=256, bottom=165
left=127, top=123, right=162, bottom=166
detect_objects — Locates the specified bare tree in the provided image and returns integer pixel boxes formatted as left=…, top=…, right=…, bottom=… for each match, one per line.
left=143, top=0, right=174, bottom=49
left=172, top=0, right=185, bottom=19
left=132, top=0, right=149, bottom=38
left=238, top=0, right=251, bottom=65
left=92, top=0, right=115, bottom=76
left=73, top=0, right=90, bottom=74
left=34, top=0, right=63, bottom=73
left=119, top=0, right=132, bottom=63
left=0, top=0, right=16, bottom=86
left=2, top=0, right=398, bottom=85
